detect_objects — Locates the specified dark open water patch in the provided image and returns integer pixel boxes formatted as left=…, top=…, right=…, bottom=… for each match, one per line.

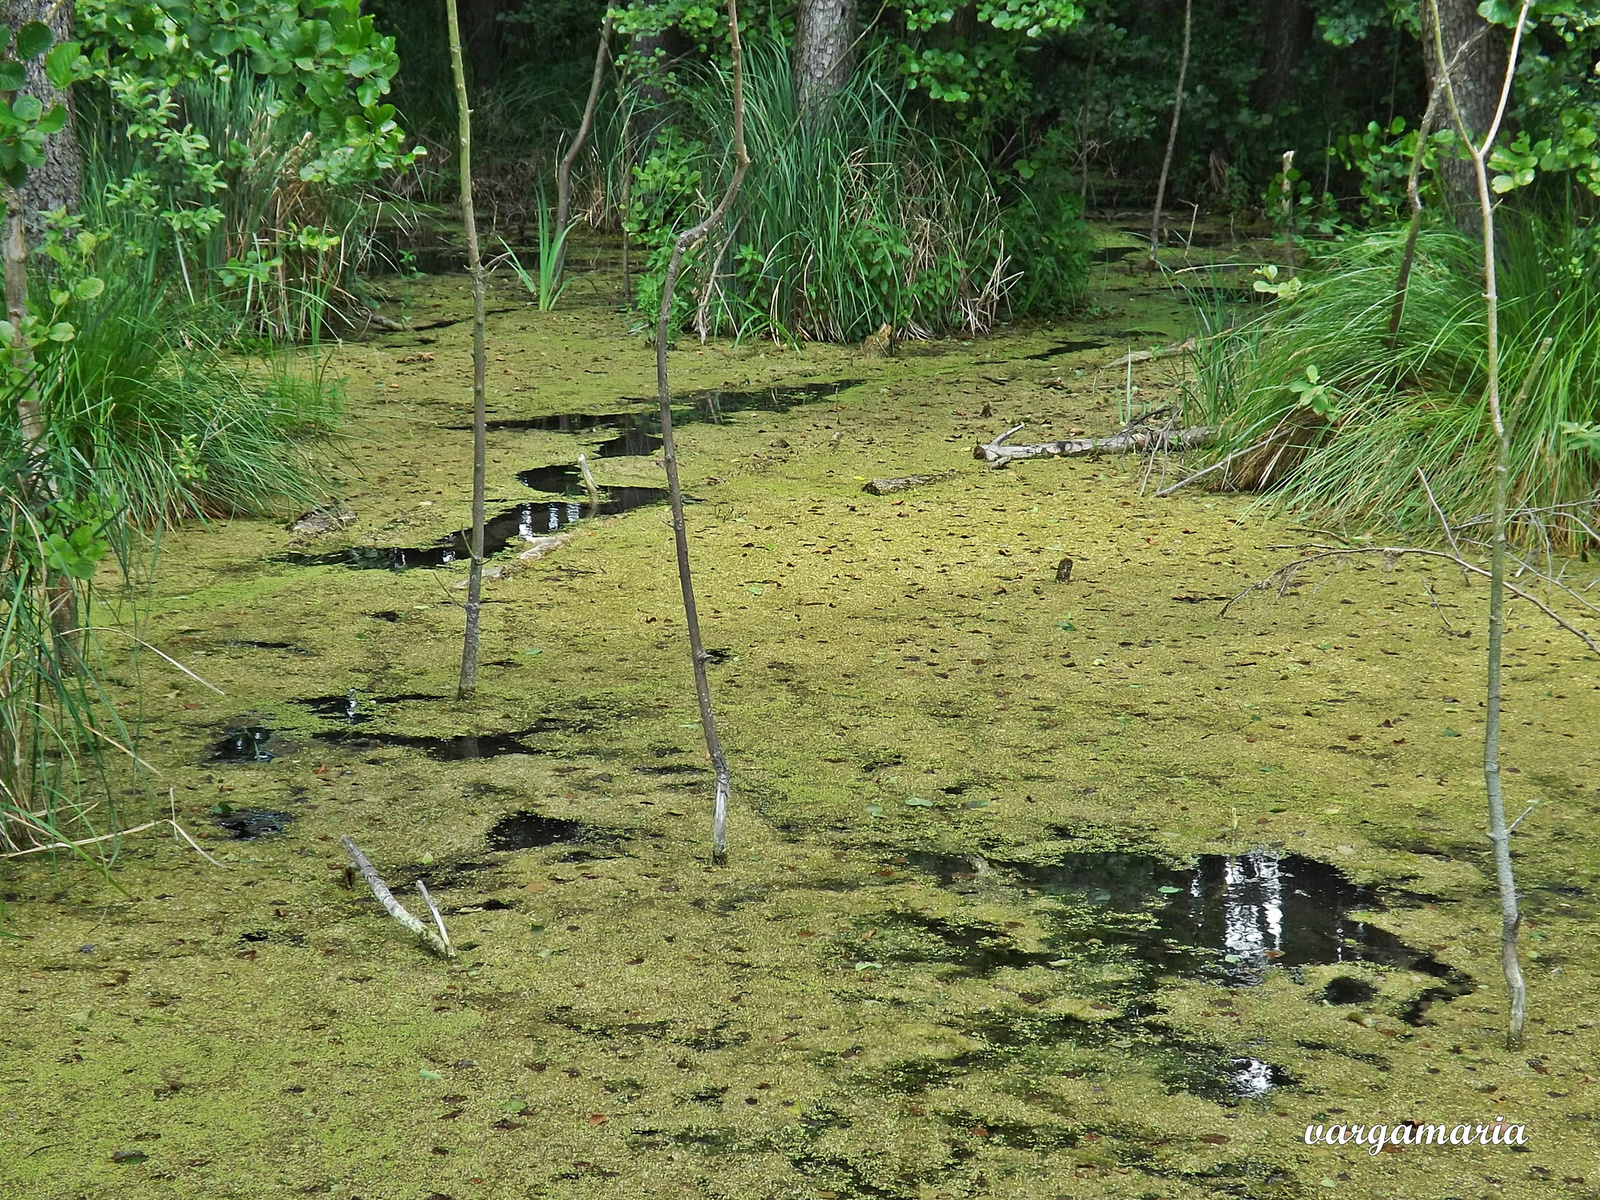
left=909, top=847, right=1463, bottom=993
left=285, top=466, right=669, bottom=571
left=315, top=716, right=581, bottom=760
left=486, top=811, right=591, bottom=850
left=211, top=725, right=276, bottom=762
left=453, top=379, right=866, bottom=437
left=293, top=691, right=452, bottom=726
left=214, top=807, right=292, bottom=839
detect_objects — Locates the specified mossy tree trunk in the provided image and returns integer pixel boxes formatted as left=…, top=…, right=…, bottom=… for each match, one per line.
left=0, top=0, right=78, bottom=243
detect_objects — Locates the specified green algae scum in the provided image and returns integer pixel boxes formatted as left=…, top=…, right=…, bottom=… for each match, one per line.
left=4, top=253, right=1600, bottom=1200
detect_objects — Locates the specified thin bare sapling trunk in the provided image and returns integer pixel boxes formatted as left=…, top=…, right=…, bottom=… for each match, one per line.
left=553, top=14, right=613, bottom=283
left=1428, top=0, right=1534, bottom=1048
left=446, top=0, right=490, bottom=699
left=655, top=0, right=749, bottom=865
left=1148, top=0, right=1192, bottom=257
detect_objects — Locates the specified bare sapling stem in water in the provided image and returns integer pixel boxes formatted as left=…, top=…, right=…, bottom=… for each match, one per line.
left=1148, top=0, right=1191, bottom=258
left=1427, top=0, right=1534, bottom=1048
left=655, top=0, right=748, bottom=865
left=445, top=0, right=489, bottom=700
left=554, top=14, right=612, bottom=283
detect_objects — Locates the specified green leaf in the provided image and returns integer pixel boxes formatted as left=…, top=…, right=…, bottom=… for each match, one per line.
left=418, top=1068, right=443, bottom=1081
left=42, top=41, right=76, bottom=89
left=1157, top=885, right=1182, bottom=894
left=1443, top=727, right=1461, bottom=737
left=14, top=21, right=50, bottom=61
left=904, top=796, right=935, bottom=807
left=72, top=276, right=104, bottom=301
left=46, top=321, right=74, bottom=342
left=11, top=93, right=39, bottom=122
left=0, top=59, right=25, bottom=91
left=33, top=102, right=63, bottom=134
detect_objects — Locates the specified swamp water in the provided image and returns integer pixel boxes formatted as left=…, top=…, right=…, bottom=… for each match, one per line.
left=3, top=243, right=1597, bottom=1199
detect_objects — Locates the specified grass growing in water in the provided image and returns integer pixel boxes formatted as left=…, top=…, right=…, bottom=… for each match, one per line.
left=633, top=41, right=1016, bottom=343
left=1189, top=213, right=1600, bottom=548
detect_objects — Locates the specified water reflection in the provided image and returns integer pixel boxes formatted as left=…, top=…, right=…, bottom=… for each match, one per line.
left=917, top=847, right=1460, bottom=988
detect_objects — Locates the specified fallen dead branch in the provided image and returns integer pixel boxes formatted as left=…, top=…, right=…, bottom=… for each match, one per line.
left=1106, top=336, right=1197, bottom=369
left=340, top=835, right=455, bottom=958
left=975, top=419, right=1214, bottom=465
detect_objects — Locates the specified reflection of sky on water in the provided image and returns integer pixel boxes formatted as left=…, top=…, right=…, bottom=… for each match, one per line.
left=1165, top=850, right=1395, bottom=986
left=1229, top=1057, right=1278, bottom=1099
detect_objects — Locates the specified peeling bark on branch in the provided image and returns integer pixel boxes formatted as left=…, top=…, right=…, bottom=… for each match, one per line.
left=975, top=421, right=1214, bottom=466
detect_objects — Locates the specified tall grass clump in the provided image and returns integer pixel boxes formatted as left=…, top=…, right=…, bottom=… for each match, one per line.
left=0, top=236, right=338, bottom=856
left=632, top=41, right=1018, bottom=343
left=0, top=447, right=129, bottom=856
left=1188, top=210, right=1600, bottom=548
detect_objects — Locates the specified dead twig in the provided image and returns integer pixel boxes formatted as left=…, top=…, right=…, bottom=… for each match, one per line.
left=340, top=835, right=454, bottom=958
left=1222, top=545, right=1597, bottom=655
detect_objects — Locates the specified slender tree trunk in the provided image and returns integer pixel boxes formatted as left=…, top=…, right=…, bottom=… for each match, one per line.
left=1076, top=4, right=1107, bottom=203
left=793, top=0, right=859, bottom=120
left=1428, top=0, right=1532, bottom=1049
left=655, top=0, right=748, bottom=865
left=446, top=0, right=489, bottom=700
left=554, top=15, right=613, bottom=282
left=1422, top=0, right=1506, bottom=230
left=1149, top=0, right=1192, bottom=255
left=1, top=0, right=78, bottom=242
left=4, top=202, right=40, bottom=446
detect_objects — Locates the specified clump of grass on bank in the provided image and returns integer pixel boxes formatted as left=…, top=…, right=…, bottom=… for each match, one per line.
left=0, top=243, right=338, bottom=855
left=1188, top=212, right=1600, bottom=548
left=0, top=449, right=128, bottom=856
left=632, top=41, right=1026, bottom=343
left=31, top=281, right=339, bottom=526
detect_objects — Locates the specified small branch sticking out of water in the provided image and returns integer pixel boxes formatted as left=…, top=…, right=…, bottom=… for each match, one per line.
left=340, top=835, right=454, bottom=958
left=577, top=453, right=601, bottom=513
left=416, top=879, right=452, bottom=955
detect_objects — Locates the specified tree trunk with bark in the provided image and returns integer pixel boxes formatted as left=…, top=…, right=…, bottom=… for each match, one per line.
left=1249, top=0, right=1315, bottom=114
left=793, top=0, right=859, bottom=119
left=1, top=0, right=78, bottom=239
left=1422, top=0, right=1506, bottom=229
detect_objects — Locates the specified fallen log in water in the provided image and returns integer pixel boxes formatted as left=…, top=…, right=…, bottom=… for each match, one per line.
left=974, top=420, right=1215, bottom=465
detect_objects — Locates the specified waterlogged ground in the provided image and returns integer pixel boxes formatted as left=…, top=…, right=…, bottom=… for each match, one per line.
left=4, top=233, right=1600, bottom=1200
